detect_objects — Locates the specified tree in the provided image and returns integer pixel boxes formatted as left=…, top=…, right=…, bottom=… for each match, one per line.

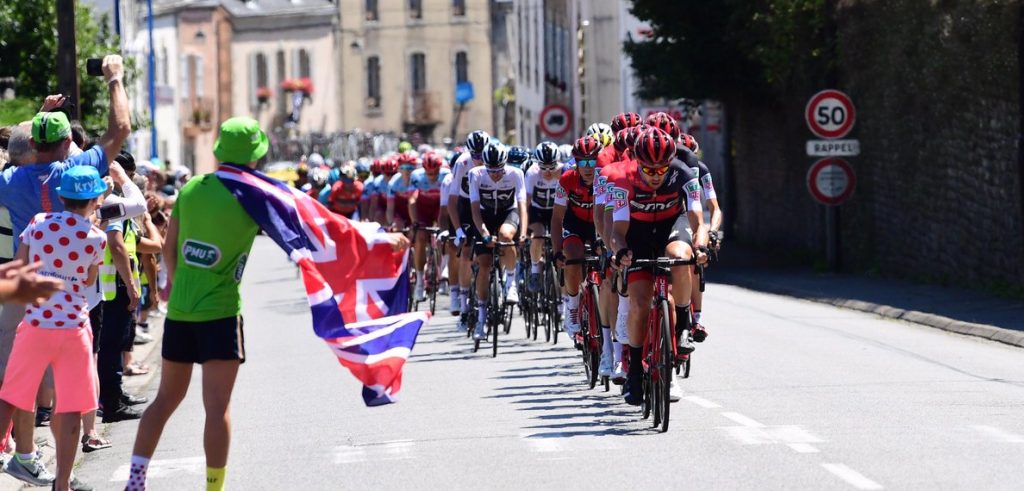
left=0, top=1, right=128, bottom=134
left=624, top=0, right=831, bottom=101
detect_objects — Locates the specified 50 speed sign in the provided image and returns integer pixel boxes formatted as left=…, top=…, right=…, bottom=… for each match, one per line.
left=805, top=90, right=856, bottom=139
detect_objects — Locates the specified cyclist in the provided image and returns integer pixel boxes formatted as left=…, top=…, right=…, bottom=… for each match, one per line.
left=327, top=166, right=363, bottom=219
left=448, top=130, right=490, bottom=330
left=608, top=127, right=709, bottom=406
left=551, top=136, right=602, bottom=342
left=586, top=122, right=614, bottom=148
left=386, top=153, right=418, bottom=230
left=408, top=152, right=451, bottom=301
left=610, top=111, right=642, bottom=133
left=525, top=142, right=562, bottom=292
left=355, top=158, right=371, bottom=182
left=677, top=134, right=722, bottom=342
left=361, top=159, right=382, bottom=221
left=371, top=157, right=397, bottom=223
left=439, top=154, right=459, bottom=313
left=468, top=142, right=527, bottom=340
left=507, top=145, right=531, bottom=171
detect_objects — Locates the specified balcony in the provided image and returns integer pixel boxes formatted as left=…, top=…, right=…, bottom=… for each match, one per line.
left=402, top=91, right=440, bottom=126
left=182, top=97, right=215, bottom=135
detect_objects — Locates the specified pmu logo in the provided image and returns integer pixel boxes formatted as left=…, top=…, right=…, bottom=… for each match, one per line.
left=629, top=198, right=679, bottom=213
left=182, top=239, right=221, bottom=268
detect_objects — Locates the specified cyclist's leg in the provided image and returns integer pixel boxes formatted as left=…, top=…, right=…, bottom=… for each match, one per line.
left=413, top=229, right=428, bottom=275
left=599, top=263, right=616, bottom=375
left=496, top=211, right=519, bottom=289
left=474, top=244, right=493, bottom=334
left=665, top=239, right=696, bottom=345
left=624, top=274, right=653, bottom=404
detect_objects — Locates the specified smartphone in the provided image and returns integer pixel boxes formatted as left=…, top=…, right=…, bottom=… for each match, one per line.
left=48, top=98, right=76, bottom=117
left=97, top=202, right=126, bottom=222
left=86, top=58, right=103, bottom=77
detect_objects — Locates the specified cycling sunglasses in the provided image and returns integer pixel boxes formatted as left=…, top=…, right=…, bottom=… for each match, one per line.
left=470, top=152, right=482, bottom=160
left=639, top=165, right=670, bottom=177
left=399, top=164, right=416, bottom=171
left=485, top=167, right=506, bottom=174
left=576, top=159, right=597, bottom=168
left=538, top=164, right=559, bottom=171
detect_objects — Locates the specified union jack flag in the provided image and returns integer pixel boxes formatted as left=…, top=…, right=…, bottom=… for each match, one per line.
left=216, top=164, right=428, bottom=406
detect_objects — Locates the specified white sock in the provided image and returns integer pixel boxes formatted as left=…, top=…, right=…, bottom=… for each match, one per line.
left=566, top=293, right=580, bottom=311
left=602, top=327, right=613, bottom=357
left=618, top=295, right=629, bottom=312
left=477, top=299, right=487, bottom=322
left=530, top=263, right=540, bottom=274
left=441, top=256, right=449, bottom=277
left=126, top=455, right=150, bottom=491
left=693, top=311, right=702, bottom=324
left=505, top=271, right=516, bottom=290
left=612, top=340, right=622, bottom=364
left=461, top=288, right=470, bottom=311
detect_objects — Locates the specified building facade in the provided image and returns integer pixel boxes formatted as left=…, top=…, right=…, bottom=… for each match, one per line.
left=336, top=0, right=494, bottom=144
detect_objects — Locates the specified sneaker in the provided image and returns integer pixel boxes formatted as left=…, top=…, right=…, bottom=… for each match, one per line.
left=102, top=406, right=142, bottom=423
left=527, top=272, right=541, bottom=293
left=449, top=289, right=461, bottom=316
left=669, top=376, right=682, bottom=402
left=415, top=281, right=426, bottom=302
left=35, top=406, right=52, bottom=427
left=692, top=322, right=708, bottom=343
left=623, top=372, right=644, bottom=406
left=5, top=454, right=54, bottom=486
left=611, top=362, right=627, bottom=385
left=505, top=282, right=519, bottom=304
left=133, top=330, right=153, bottom=345
left=69, top=473, right=94, bottom=491
left=472, top=323, right=487, bottom=340
left=137, top=322, right=150, bottom=334
left=598, top=351, right=613, bottom=377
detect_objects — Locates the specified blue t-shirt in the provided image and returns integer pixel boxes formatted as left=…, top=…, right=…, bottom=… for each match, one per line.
left=0, top=146, right=108, bottom=252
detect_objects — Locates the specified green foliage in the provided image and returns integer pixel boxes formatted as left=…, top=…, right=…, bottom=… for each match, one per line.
left=0, top=1, right=132, bottom=135
left=624, top=0, right=831, bottom=100
left=0, top=98, right=38, bottom=127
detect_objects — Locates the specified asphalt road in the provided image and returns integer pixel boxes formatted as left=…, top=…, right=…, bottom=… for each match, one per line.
left=70, top=236, right=1024, bottom=490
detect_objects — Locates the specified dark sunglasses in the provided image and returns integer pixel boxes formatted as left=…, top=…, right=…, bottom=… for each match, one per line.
left=470, top=152, right=482, bottom=160
left=539, top=165, right=559, bottom=171
left=485, top=167, right=505, bottom=174
left=639, top=165, right=670, bottom=177
left=576, top=159, right=597, bottom=168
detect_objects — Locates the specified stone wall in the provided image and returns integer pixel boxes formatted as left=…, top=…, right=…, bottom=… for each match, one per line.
left=729, top=0, right=1024, bottom=290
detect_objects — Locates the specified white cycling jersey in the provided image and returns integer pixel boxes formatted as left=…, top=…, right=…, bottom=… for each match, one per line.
left=525, top=164, right=562, bottom=210
left=468, top=166, right=526, bottom=212
left=447, top=152, right=477, bottom=200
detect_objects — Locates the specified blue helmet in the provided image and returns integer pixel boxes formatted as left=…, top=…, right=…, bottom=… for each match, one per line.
left=507, top=146, right=530, bottom=168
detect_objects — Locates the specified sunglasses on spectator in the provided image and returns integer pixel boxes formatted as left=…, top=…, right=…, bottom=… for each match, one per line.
left=576, top=159, right=597, bottom=168
left=639, top=165, right=670, bottom=176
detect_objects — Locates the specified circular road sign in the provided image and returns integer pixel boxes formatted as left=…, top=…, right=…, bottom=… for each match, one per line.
left=806, top=157, right=856, bottom=206
left=539, top=104, right=572, bottom=138
left=805, top=89, right=856, bottom=139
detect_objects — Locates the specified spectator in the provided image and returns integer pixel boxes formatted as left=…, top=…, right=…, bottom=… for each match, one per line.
left=0, top=261, right=63, bottom=304
left=0, top=123, right=36, bottom=265
left=0, top=166, right=109, bottom=491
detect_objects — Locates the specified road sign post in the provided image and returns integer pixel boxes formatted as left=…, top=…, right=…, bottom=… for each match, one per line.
left=805, top=90, right=857, bottom=272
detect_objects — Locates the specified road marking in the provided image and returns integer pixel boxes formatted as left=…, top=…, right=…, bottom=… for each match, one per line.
left=379, top=440, right=415, bottom=460
left=787, top=443, right=820, bottom=453
left=821, top=463, right=884, bottom=490
left=720, top=412, right=765, bottom=428
left=971, top=425, right=1024, bottom=443
left=332, top=445, right=367, bottom=464
left=110, top=457, right=205, bottom=481
left=683, top=396, right=721, bottom=408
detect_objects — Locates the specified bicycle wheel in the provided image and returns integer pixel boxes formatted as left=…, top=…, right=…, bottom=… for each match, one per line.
left=491, top=269, right=502, bottom=358
left=547, top=263, right=560, bottom=345
left=426, top=244, right=438, bottom=315
left=658, top=299, right=673, bottom=432
left=586, top=283, right=602, bottom=390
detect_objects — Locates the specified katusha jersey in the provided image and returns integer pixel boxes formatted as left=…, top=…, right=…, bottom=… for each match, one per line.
left=410, top=168, right=451, bottom=205
left=525, top=163, right=562, bottom=210
left=554, top=169, right=597, bottom=223
left=468, top=166, right=526, bottom=212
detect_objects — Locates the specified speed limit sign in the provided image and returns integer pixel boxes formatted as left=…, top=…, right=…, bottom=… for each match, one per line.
left=805, top=90, right=855, bottom=139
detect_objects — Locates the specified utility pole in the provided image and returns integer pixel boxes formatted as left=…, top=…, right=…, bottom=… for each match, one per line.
left=56, top=0, right=81, bottom=120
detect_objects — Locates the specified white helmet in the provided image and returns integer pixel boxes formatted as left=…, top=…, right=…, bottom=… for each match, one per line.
left=586, top=122, right=614, bottom=147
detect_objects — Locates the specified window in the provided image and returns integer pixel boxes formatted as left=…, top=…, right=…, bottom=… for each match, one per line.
left=367, top=56, right=381, bottom=109
left=455, top=51, right=468, bottom=84
left=409, top=0, right=422, bottom=19
left=249, top=52, right=268, bottom=108
left=410, top=53, right=426, bottom=92
left=255, top=53, right=268, bottom=88
left=276, top=50, right=286, bottom=111
left=298, top=49, right=311, bottom=78
left=365, top=0, right=378, bottom=21
left=158, top=47, right=168, bottom=85
left=453, top=0, right=465, bottom=16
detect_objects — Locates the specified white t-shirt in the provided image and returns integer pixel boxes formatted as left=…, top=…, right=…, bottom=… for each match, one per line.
left=468, top=166, right=526, bottom=212
left=19, top=212, right=106, bottom=329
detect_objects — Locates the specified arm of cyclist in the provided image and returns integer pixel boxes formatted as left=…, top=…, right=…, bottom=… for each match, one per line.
left=516, top=171, right=528, bottom=242
left=470, top=201, right=488, bottom=240
left=611, top=220, right=632, bottom=268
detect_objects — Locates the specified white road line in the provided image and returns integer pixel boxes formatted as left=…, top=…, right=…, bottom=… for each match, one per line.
left=683, top=396, right=721, bottom=408
left=787, top=443, right=820, bottom=453
left=971, top=425, right=1024, bottom=443
left=379, top=440, right=415, bottom=460
left=821, top=463, right=884, bottom=490
left=333, top=445, right=367, bottom=464
left=110, top=457, right=206, bottom=481
left=720, top=411, right=765, bottom=428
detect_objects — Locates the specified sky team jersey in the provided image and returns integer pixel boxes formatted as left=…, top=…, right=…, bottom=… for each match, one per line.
left=448, top=152, right=476, bottom=200
left=554, top=169, right=596, bottom=223
left=678, top=148, right=718, bottom=202
left=525, top=164, right=562, bottom=210
left=468, top=166, right=526, bottom=212
left=439, top=173, right=454, bottom=206
left=609, top=159, right=702, bottom=224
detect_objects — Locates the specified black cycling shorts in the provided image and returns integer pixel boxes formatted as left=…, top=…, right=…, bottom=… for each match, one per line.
left=528, top=205, right=552, bottom=230
left=624, top=214, right=690, bottom=280
left=562, top=212, right=596, bottom=247
left=163, top=316, right=246, bottom=364
left=473, top=208, right=521, bottom=256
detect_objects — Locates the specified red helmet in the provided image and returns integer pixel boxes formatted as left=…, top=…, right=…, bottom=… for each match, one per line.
left=614, top=127, right=635, bottom=153
left=645, top=112, right=680, bottom=139
left=370, top=159, right=381, bottom=174
left=633, top=128, right=676, bottom=168
left=422, top=152, right=444, bottom=172
left=382, top=156, right=399, bottom=175
left=396, top=151, right=420, bottom=167
left=678, top=133, right=699, bottom=153
left=611, top=112, right=642, bottom=133
left=572, top=136, right=602, bottom=160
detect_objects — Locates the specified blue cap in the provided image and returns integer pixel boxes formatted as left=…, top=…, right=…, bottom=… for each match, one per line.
left=57, top=166, right=108, bottom=199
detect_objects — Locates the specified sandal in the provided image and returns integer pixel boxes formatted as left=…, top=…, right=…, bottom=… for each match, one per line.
left=81, top=434, right=111, bottom=453
left=124, top=363, right=150, bottom=376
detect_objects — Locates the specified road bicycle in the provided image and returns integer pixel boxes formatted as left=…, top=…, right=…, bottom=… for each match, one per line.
left=472, top=240, right=517, bottom=357
left=564, top=247, right=604, bottom=389
left=415, top=226, right=443, bottom=315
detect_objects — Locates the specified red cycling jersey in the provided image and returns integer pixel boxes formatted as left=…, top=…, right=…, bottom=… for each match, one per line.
left=328, top=180, right=364, bottom=216
left=597, top=144, right=621, bottom=169
left=609, top=159, right=702, bottom=224
left=554, top=169, right=596, bottom=223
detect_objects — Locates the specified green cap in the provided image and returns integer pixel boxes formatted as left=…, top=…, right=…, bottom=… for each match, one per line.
left=213, top=117, right=269, bottom=164
left=31, top=112, right=72, bottom=144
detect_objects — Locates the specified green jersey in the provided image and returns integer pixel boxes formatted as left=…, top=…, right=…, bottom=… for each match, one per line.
left=168, top=172, right=259, bottom=322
